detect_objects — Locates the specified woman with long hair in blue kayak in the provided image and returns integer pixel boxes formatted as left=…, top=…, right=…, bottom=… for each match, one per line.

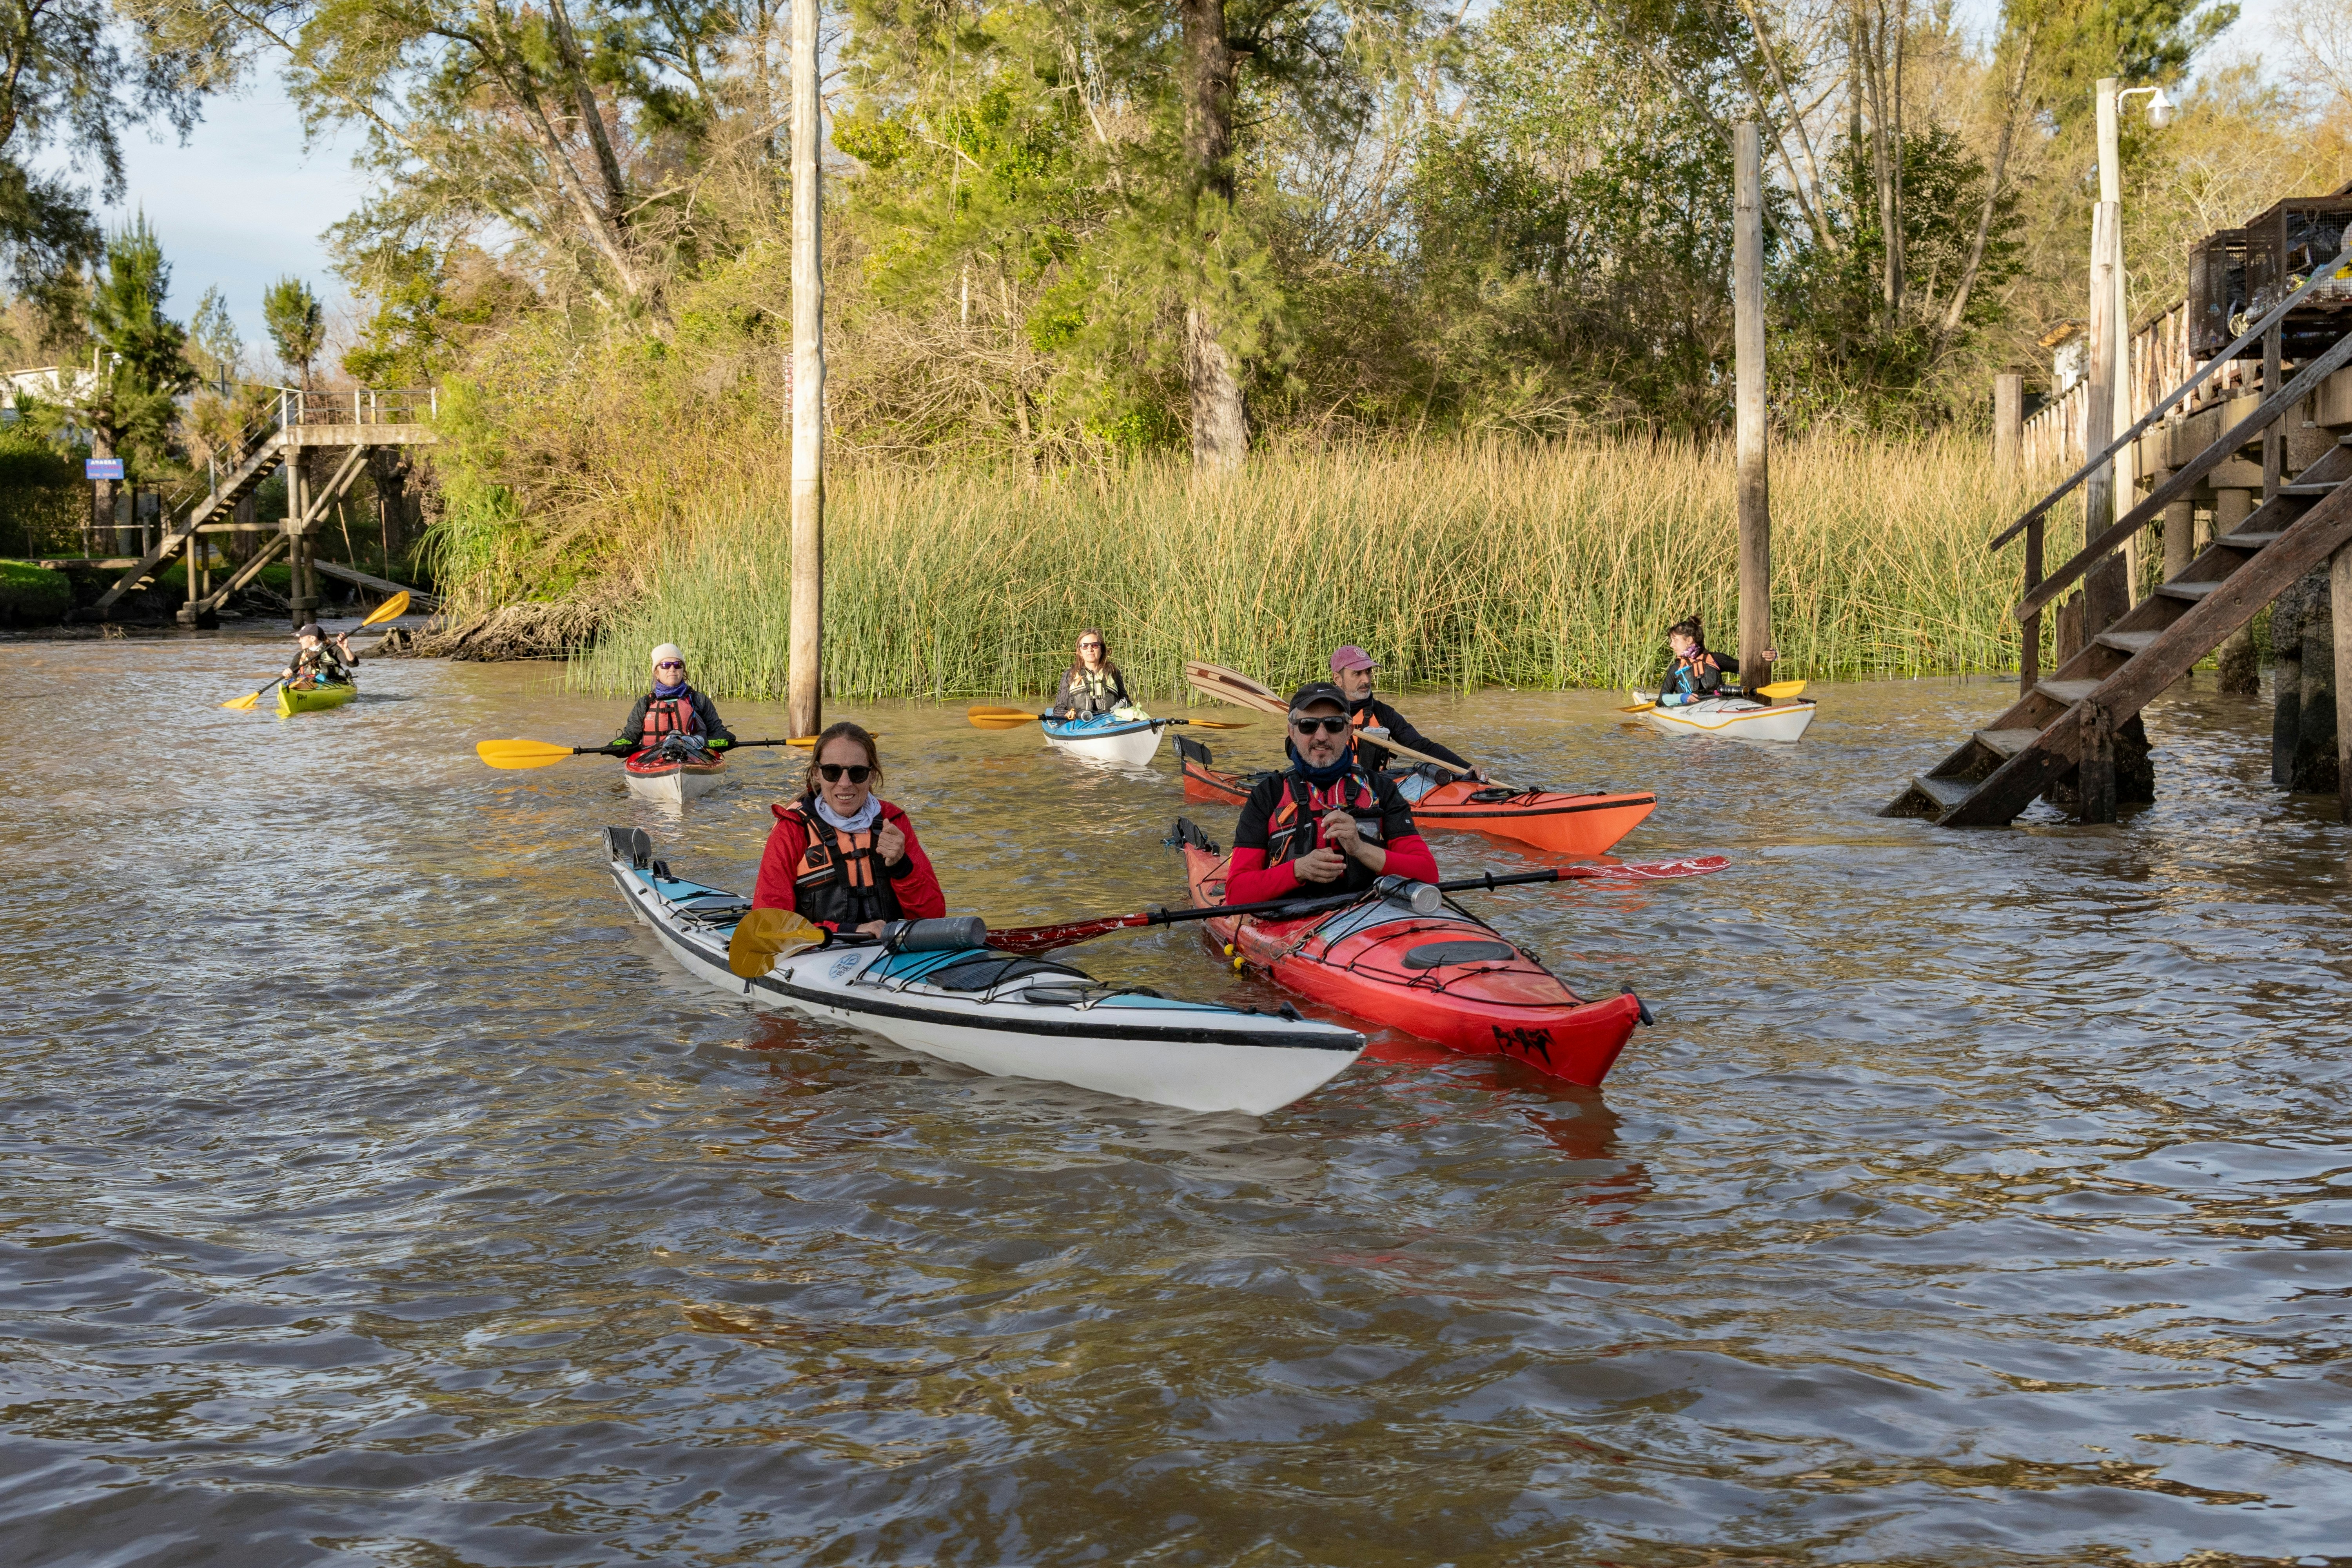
left=1053, top=629, right=1132, bottom=719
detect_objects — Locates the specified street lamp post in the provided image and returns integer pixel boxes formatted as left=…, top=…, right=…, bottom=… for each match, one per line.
left=2084, top=75, right=2176, bottom=632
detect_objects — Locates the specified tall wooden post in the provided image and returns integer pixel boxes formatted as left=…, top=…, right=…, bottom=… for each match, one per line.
left=1993, top=374, right=2022, bottom=472
left=2336, top=546, right=2352, bottom=824
left=286, top=447, right=310, bottom=630
left=2082, top=201, right=2126, bottom=637
left=1733, top=121, right=1771, bottom=691
left=785, top=0, right=825, bottom=739
left=2213, top=488, right=2259, bottom=694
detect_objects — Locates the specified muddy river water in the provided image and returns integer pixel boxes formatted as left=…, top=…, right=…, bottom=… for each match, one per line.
left=5, top=630, right=2349, bottom=1566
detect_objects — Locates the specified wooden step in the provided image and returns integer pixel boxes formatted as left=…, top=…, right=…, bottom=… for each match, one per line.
left=2096, top=630, right=2159, bottom=653
left=1974, top=728, right=2043, bottom=759
left=2282, top=481, right=2341, bottom=497
left=2156, top=581, right=2223, bottom=601
left=2036, top=679, right=2103, bottom=704
left=2216, top=531, right=2281, bottom=549
left=1911, top=775, right=1977, bottom=811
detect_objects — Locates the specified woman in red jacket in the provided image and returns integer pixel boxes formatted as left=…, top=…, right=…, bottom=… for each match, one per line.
left=752, top=722, right=946, bottom=935
left=1223, top=681, right=1439, bottom=906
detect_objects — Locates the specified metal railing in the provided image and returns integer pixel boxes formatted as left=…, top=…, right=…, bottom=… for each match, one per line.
left=279, top=387, right=439, bottom=427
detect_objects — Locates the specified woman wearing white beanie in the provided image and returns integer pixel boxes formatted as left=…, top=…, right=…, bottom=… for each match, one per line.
left=612, top=643, right=736, bottom=756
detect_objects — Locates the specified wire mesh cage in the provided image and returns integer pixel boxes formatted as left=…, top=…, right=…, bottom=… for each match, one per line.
left=2186, top=229, right=2249, bottom=360
left=2243, top=196, right=2352, bottom=319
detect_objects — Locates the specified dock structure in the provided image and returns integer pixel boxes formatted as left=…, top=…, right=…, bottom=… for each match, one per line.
left=86, top=388, right=437, bottom=628
left=1886, top=190, right=2352, bottom=826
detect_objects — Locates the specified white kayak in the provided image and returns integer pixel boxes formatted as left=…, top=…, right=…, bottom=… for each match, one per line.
left=1630, top=691, right=1817, bottom=743
left=1041, top=708, right=1165, bottom=766
left=602, top=828, right=1366, bottom=1114
left=623, top=748, right=728, bottom=804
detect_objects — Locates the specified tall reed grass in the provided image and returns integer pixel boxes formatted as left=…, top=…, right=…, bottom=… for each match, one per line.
left=568, top=435, right=2047, bottom=700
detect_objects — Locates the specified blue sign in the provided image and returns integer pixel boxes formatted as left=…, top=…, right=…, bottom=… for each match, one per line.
left=85, top=458, right=124, bottom=480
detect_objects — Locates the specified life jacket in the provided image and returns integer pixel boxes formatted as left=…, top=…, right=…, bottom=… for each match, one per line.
left=640, top=690, right=702, bottom=744
left=784, top=799, right=902, bottom=931
left=1064, top=667, right=1122, bottom=717
left=1664, top=652, right=1725, bottom=699
left=1263, top=765, right=1388, bottom=874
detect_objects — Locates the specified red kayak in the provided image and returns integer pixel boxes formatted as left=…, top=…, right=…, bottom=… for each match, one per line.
left=1176, top=737, right=1653, bottom=858
left=1177, top=821, right=1646, bottom=1087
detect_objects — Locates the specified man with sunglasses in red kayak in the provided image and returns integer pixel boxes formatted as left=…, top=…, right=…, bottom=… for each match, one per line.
left=1223, top=681, right=1440, bottom=906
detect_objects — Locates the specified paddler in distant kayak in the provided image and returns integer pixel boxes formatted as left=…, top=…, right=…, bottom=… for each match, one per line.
left=614, top=643, right=736, bottom=759
left=1327, top=644, right=1483, bottom=786
left=1223, top=681, right=1441, bottom=905
left=1656, top=617, right=1775, bottom=706
left=281, top=623, right=355, bottom=688
left=753, top=722, right=946, bottom=935
left=1053, top=628, right=1136, bottom=719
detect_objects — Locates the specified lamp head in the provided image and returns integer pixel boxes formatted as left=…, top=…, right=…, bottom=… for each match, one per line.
left=2147, top=85, right=2176, bottom=127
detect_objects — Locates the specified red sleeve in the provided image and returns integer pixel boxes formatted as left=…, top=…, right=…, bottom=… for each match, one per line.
left=882, top=807, right=948, bottom=920
left=752, top=809, right=808, bottom=911
left=1383, top=833, right=1439, bottom=885
left=1223, top=845, right=1303, bottom=906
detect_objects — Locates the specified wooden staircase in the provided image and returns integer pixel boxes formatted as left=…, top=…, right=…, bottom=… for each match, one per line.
left=90, top=425, right=287, bottom=615
left=1884, top=243, right=2352, bottom=826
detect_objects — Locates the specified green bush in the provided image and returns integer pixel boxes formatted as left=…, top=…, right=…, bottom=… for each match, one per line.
left=0, top=429, right=85, bottom=558
left=0, top=560, right=73, bottom=625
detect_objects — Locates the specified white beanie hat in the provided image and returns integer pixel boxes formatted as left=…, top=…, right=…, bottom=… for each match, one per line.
left=650, top=642, right=684, bottom=667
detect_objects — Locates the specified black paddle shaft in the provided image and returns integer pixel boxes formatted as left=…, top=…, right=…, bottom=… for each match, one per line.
left=1145, top=867, right=1564, bottom=929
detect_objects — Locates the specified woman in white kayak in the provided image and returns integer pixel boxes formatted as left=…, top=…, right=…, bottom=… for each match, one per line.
left=1656, top=617, right=1775, bottom=706
left=612, top=643, right=736, bottom=757
left=1052, top=629, right=1134, bottom=719
left=751, top=722, right=946, bottom=935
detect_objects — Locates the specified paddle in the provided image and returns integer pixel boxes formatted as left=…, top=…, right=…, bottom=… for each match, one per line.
left=1182, top=659, right=1521, bottom=786
left=967, top=704, right=1250, bottom=732
left=221, top=591, right=411, bottom=710
left=981, top=855, right=1731, bottom=957
left=1620, top=679, right=1807, bottom=715
left=728, top=907, right=830, bottom=978
left=474, top=735, right=833, bottom=770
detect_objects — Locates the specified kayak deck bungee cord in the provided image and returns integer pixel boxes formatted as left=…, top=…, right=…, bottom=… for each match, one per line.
left=602, top=828, right=1366, bottom=1114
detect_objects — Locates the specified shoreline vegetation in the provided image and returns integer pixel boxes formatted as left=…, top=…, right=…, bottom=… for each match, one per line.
left=548, top=434, right=2049, bottom=702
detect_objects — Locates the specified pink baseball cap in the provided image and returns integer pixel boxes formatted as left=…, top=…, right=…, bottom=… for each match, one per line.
left=1330, top=645, right=1376, bottom=672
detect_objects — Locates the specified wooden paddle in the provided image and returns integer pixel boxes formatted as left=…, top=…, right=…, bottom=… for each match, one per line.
left=1181, top=659, right=1517, bottom=786
left=1620, top=679, right=1807, bottom=715
left=221, top=591, right=411, bottom=710
left=474, top=735, right=831, bottom=770
left=982, top=855, right=1731, bottom=957
left=966, top=704, right=1249, bottom=732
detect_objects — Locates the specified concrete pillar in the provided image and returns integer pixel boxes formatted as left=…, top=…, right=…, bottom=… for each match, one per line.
left=2214, top=488, right=2258, bottom=695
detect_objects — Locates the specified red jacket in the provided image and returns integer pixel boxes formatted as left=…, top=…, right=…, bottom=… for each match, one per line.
left=753, top=798, right=947, bottom=928
left=1225, top=837, right=1438, bottom=905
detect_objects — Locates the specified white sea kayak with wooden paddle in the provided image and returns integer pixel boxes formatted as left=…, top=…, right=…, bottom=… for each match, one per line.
left=602, top=829, right=1366, bottom=1114
left=1627, top=691, right=1818, bottom=743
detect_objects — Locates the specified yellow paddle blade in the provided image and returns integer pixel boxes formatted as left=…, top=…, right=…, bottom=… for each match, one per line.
left=1186, top=717, right=1251, bottom=729
left=1754, top=679, right=1807, bottom=699
left=1617, top=702, right=1656, bottom=714
left=475, top=738, right=583, bottom=769
left=968, top=705, right=1042, bottom=730
left=220, top=690, right=265, bottom=711
left=728, top=907, right=828, bottom=978
left=359, top=590, right=412, bottom=628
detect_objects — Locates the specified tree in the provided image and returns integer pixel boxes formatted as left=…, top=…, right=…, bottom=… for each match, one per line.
left=190, top=283, right=241, bottom=384
left=263, top=274, right=324, bottom=389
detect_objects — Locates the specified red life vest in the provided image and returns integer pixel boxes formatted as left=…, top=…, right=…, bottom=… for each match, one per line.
left=786, top=800, right=902, bottom=931
left=1263, top=767, right=1387, bottom=867
left=640, top=693, right=701, bottom=745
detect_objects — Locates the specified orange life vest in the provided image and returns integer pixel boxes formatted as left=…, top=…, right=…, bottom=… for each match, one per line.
left=787, top=800, right=902, bottom=930
left=641, top=693, right=701, bottom=742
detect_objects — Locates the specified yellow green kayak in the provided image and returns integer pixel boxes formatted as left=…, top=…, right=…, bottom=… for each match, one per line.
left=278, top=681, right=358, bottom=716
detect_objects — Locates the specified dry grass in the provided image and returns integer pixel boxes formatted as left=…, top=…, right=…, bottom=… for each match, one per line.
left=564, top=434, right=2048, bottom=700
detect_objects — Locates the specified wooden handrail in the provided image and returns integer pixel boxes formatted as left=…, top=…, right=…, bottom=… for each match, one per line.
left=1991, top=240, right=2352, bottom=552
left=2014, top=327, right=2352, bottom=623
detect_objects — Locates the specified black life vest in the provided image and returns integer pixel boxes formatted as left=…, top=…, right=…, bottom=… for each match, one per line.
left=1064, top=667, right=1122, bottom=717
left=1263, top=766, right=1389, bottom=894
left=786, top=799, right=902, bottom=931
left=1664, top=651, right=1726, bottom=700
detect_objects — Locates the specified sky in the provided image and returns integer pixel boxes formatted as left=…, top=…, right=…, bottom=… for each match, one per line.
left=64, top=0, right=2290, bottom=373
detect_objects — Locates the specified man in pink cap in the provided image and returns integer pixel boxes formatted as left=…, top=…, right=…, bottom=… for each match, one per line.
left=1327, top=644, right=1480, bottom=783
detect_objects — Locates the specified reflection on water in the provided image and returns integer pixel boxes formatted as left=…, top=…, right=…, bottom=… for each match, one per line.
left=4, top=633, right=2350, bottom=1565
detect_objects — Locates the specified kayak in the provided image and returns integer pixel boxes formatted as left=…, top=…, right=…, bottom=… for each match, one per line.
left=277, top=681, right=356, bottom=716
left=624, top=746, right=726, bottom=804
left=1176, top=820, right=1647, bottom=1087
left=603, top=828, right=1367, bottom=1114
left=1042, top=708, right=1164, bottom=767
left=1629, top=691, right=1817, bottom=743
left=1176, top=737, right=1655, bottom=858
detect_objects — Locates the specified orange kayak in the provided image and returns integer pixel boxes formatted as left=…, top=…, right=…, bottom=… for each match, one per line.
left=1175, top=737, right=1654, bottom=858
left=1178, top=824, right=1646, bottom=1087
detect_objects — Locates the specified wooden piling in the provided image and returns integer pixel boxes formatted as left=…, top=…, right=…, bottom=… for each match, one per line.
left=2080, top=699, right=2117, bottom=824
left=786, top=0, right=826, bottom=739
left=1993, top=374, right=2022, bottom=472
left=1733, top=121, right=1771, bottom=690
left=2082, top=202, right=2127, bottom=637
left=2337, top=547, right=2352, bottom=823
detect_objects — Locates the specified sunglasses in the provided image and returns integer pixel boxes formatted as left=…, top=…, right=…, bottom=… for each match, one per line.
left=1290, top=715, right=1350, bottom=735
left=1079, top=642, right=1103, bottom=650
left=818, top=763, right=873, bottom=784
left=656, top=660, right=684, bottom=670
